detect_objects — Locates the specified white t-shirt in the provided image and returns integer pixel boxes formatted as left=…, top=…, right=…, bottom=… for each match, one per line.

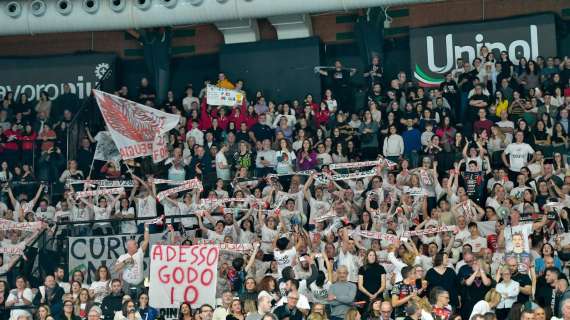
left=207, top=229, right=226, bottom=243
left=178, top=201, right=198, bottom=228
left=464, top=236, right=488, bottom=253
left=135, top=195, right=157, bottom=219
left=6, top=288, right=34, bottom=319
left=116, top=248, right=144, bottom=285
left=89, top=280, right=110, bottom=304
left=504, top=143, right=534, bottom=172
left=274, top=247, right=297, bottom=276
left=215, top=152, right=231, bottom=180
left=93, top=205, right=112, bottom=226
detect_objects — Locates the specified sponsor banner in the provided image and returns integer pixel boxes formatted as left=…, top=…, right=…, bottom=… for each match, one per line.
left=68, top=232, right=177, bottom=283
left=206, top=84, right=244, bottom=107
left=149, top=245, right=219, bottom=308
left=0, top=53, right=116, bottom=101
left=410, top=14, right=556, bottom=86
left=93, top=90, right=180, bottom=160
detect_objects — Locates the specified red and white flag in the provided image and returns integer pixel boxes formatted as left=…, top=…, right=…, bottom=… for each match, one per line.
left=93, top=90, right=180, bottom=163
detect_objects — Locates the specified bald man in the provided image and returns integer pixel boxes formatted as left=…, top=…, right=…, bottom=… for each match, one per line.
left=328, top=266, right=357, bottom=320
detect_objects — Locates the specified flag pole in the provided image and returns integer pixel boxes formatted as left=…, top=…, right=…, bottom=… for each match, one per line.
left=87, top=157, right=96, bottom=179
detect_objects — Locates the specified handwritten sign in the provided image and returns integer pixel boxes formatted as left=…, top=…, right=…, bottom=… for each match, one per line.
left=206, top=85, right=244, bottom=107
left=149, top=245, right=219, bottom=308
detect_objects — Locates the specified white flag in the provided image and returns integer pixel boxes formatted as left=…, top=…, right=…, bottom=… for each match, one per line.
left=93, top=90, right=180, bottom=161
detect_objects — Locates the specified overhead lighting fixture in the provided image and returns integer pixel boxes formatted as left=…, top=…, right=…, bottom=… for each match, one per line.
left=83, top=0, right=100, bottom=13
left=5, top=1, right=22, bottom=18
left=56, top=0, right=73, bottom=15
left=30, top=0, right=47, bottom=16
left=160, top=0, right=177, bottom=8
left=109, top=0, right=125, bottom=12
left=134, top=0, right=152, bottom=10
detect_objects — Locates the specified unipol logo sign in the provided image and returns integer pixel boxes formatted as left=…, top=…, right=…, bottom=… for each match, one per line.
left=409, top=14, right=557, bottom=87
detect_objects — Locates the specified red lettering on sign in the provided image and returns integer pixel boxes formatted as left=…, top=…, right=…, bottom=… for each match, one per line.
left=184, top=286, right=198, bottom=305
left=158, top=265, right=169, bottom=283
left=152, top=245, right=164, bottom=261
left=201, top=269, right=213, bottom=286
left=206, top=247, right=218, bottom=266
left=166, top=245, right=176, bottom=262
left=172, top=267, right=184, bottom=284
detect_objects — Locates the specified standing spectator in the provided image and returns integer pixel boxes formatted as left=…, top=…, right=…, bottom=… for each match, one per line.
left=328, top=266, right=357, bottom=320
left=113, top=227, right=149, bottom=298
left=502, top=131, right=535, bottom=181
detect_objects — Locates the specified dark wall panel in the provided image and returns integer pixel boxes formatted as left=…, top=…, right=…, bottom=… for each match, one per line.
left=219, top=37, right=322, bottom=102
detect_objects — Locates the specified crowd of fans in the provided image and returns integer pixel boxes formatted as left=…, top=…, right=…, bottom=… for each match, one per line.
left=0, top=47, right=570, bottom=320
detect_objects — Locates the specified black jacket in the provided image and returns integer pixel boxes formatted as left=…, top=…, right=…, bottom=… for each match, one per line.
left=101, top=292, right=124, bottom=320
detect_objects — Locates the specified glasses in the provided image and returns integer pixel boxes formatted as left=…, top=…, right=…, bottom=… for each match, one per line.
left=288, top=296, right=299, bottom=300
left=201, top=310, right=213, bottom=314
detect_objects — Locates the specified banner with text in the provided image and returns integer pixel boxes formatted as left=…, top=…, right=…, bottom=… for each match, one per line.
left=68, top=233, right=178, bottom=283
left=149, top=245, right=219, bottom=308
left=93, top=90, right=180, bottom=161
left=206, top=85, right=244, bottom=107
left=409, top=14, right=556, bottom=87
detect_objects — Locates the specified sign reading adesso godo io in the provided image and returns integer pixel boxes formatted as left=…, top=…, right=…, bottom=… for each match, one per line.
left=410, top=14, right=557, bottom=87
left=0, top=53, right=116, bottom=101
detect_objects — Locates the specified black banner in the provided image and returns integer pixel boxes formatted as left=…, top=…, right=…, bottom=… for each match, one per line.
left=409, top=14, right=557, bottom=86
left=0, top=53, right=117, bottom=101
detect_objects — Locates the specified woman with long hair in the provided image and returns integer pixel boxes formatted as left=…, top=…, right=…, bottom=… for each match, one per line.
left=552, top=122, right=568, bottom=155
left=364, top=300, right=382, bottom=320
left=136, top=293, right=158, bottom=320
left=533, top=120, right=552, bottom=156
left=359, top=110, right=380, bottom=160
left=356, top=250, right=386, bottom=309
left=114, top=300, right=141, bottom=320
left=226, top=299, right=245, bottom=320
left=178, top=302, right=193, bottom=320
left=469, top=289, right=501, bottom=320
left=238, top=277, right=258, bottom=306
left=493, top=90, right=509, bottom=117
left=553, top=152, right=567, bottom=178
left=297, top=139, right=317, bottom=170
left=344, top=308, right=361, bottom=320
left=89, top=266, right=111, bottom=304
left=534, top=243, right=563, bottom=275
left=425, top=253, right=459, bottom=310
left=59, top=300, right=81, bottom=320
left=74, top=289, right=92, bottom=319
left=257, top=276, right=280, bottom=304
left=37, top=304, right=52, bottom=320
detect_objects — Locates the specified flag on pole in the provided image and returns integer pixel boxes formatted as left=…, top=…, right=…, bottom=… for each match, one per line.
left=92, top=90, right=180, bottom=163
